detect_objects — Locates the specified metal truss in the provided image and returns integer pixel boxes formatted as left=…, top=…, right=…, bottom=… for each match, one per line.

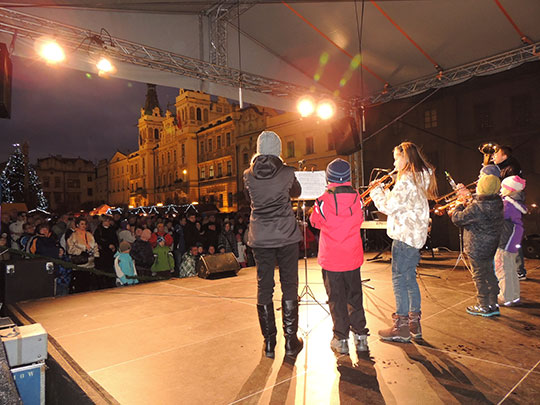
left=0, top=7, right=316, bottom=101
left=206, top=1, right=258, bottom=67
left=355, top=42, right=540, bottom=106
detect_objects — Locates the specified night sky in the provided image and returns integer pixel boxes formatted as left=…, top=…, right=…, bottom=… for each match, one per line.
left=0, top=55, right=179, bottom=164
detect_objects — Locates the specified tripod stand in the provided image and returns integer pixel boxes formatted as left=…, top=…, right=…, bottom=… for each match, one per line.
left=297, top=200, right=329, bottom=315
left=446, top=227, right=472, bottom=280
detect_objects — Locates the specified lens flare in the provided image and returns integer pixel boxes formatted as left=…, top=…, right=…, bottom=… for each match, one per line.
left=39, top=40, right=65, bottom=64
left=316, top=100, right=335, bottom=120
left=297, top=96, right=315, bottom=117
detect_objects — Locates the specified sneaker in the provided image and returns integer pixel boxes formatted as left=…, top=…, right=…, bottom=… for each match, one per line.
left=466, top=305, right=498, bottom=317
left=330, top=337, right=349, bottom=354
left=517, top=273, right=527, bottom=281
left=353, top=334, right=369, bottom=352
left=488, top=304, right=500, bottom=316
left=501, top=298, right=521, bottom=307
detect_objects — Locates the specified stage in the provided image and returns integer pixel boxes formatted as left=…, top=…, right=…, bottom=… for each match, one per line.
left=7, top=251, right=540, bottom=404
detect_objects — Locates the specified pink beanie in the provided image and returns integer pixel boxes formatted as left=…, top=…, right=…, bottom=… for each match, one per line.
left=501, top=175, right=526, bottom=193
left=141, top=229, right=152, bottom=241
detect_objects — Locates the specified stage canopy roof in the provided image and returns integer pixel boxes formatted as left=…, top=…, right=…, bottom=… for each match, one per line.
left=1, top=1, right=539, bottom=111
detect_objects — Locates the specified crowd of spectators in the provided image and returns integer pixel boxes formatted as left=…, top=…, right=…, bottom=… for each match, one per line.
left=0, top=208, right=257, bottom=295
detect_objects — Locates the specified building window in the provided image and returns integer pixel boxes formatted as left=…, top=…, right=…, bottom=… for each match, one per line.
left=208, top=138, right=213, bottom=152
left=287, top=141, right=295, bottom=158
left=218, top=193, right=223, bottom=208
left=227, top=161, right=232, bottom=176
left=67, top=179, right=80, bottom=188
left=190, top=107, right=195, bottom=120
left=167, top=152, right=170, bottom=163
left=511, top=94, right=531, bottom=128
left=243, top=153, right=249, bottom=165
left=174, top=150, right=177, bottom=161
left=200, top=141, right=204, bottom=154
left=154, top=128, right=159, bottom=139
left=43, top=177, right=50, bottom=188
left=87, top=175, right=92, bottom=182
left=217, top=163, right=223, bottom=177
left=203, top=109, right=209, bottom=122
left=54, top=192, right=62, bottom=203
left=196, top=107, right=202, bottom=121
left=306, top=137, right=314, bottom=154
left=201, top=167, right=205, bottom=180
left=424, top=109, right=438, bottom=128
left=226, top=132, right=231, bottom=146
left=217, top=135, right=222, bottom=149
left=227, top=192, right=233, bottom=207
left=169, top=173, right=172, bottom=184
left=474, top=103, right=493, bottom=131
left=209, top=165, right=214, bottom=178
left=182, top=144, right=185, bottom=157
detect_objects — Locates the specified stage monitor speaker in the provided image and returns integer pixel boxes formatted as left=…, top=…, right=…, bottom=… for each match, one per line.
left=0, top=43, right=12, bottom=119
left=196, top=252, right=240, bottom=279
left=522, top=235, right=540, bottom=259
left=331, top=116, right=361, bottom=155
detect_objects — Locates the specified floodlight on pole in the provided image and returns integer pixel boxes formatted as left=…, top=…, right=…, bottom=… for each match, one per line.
left=316, top=99, right=336, bottom=120
left=96, top=56, right=115, bottom=76
left=38, top=39, right=65, bottom=64
left=297, top=96, right=315, bottom=117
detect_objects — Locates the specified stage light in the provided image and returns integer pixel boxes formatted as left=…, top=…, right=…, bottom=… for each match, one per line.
left=297, top=97, right=315, bottom=117
left=96, top=56, right=115, bottom=76
left=316, top=100, right=335, bottom=120
left=39, top=40, right=65, bottom=64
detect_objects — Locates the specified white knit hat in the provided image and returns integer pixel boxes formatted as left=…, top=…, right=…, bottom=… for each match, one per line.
left=256, top=131, right=282, bottom=157
left=501, top=175, right=526, bottom=193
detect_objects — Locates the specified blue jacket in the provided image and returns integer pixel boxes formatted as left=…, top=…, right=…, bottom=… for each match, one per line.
left=114, top=251, right=139, bottom=285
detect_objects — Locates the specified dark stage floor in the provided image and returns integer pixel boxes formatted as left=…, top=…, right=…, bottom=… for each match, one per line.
left=8, top=251, right=540, bottom=404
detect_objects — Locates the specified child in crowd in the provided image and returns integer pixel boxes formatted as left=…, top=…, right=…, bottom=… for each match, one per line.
left=451, top=174, right=504, bottom=317
left=496, top=175, right=527, bottom=306
left=236, top=233, right=247, bottom=267
left=179, top=245, right=199, bottom=278
left=151, top=236, right=175, bottom=278
left=310, top=158, right=369, bottom=354
left=114, top=241, right=139, bottom=286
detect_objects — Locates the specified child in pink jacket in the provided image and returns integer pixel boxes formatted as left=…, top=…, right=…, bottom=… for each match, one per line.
left=310, top=158, right=368, bottom=355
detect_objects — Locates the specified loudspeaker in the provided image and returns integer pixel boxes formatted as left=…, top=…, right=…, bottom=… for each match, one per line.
left=196, top=252, right=240, bottom=279
left=331, top=116, right=361, bottom=155
left=522, top=235, right=540, bottom=259
left=1, top=259, right=56, bottom=304
left=0, top=43, right=12, bottom=119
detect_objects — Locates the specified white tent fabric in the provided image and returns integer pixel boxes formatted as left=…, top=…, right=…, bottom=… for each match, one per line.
left=1, top=1, right=539, bottom=111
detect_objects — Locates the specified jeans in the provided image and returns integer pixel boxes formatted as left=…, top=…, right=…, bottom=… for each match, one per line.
left=253, top=243, right=299, bottom=305
left=391, top=240, right=421, bottom=316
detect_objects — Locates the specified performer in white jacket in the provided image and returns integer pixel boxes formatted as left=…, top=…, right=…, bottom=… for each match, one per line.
left=370, top=142, right=437, bottom=343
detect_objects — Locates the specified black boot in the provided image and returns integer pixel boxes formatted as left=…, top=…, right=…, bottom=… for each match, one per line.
left=282, top=299, right=303, bottom=357
left=257, top=303, right=277, bottom=358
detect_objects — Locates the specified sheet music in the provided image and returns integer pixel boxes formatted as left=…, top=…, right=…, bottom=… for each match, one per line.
left=294, top=171, right=327, bottom=200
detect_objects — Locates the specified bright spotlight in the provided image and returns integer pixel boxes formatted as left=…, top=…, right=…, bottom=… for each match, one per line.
left=39, top=40, right=65, bottom=64
left=316, top=100, right=335, bottom=120
left=297, top=97, right=315, bottom=117
left=96, top=57, right=115, bottom=75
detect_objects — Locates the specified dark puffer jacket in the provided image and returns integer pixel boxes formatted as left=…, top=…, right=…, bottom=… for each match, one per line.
left=451, top=194, right=503, bottom=260
left=243, top=155, right=302, bottom=248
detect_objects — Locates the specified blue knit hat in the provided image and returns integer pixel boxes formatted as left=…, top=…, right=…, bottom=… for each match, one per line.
left=480, top=164, right=500, bottom=178
left=326, top=158, right=351, bottom=183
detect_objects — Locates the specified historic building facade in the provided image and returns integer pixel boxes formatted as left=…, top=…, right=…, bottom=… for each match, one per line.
left=36, top=156, right=96, bottom=212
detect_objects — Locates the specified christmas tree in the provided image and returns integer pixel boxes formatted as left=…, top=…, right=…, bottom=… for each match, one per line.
left=0, top=143, right=48, bottom=210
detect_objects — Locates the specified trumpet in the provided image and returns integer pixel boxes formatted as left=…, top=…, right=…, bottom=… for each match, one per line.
left=431, top=181, right=477, bottom=215
left=361, top=169, right=396, bottom=206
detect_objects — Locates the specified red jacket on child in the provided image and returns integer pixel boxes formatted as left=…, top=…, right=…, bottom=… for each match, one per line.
left=310, top=182, right=364, bottom=271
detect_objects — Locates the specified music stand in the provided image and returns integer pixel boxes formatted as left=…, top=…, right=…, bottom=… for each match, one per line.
left=445, top=227, right=472, bottom=280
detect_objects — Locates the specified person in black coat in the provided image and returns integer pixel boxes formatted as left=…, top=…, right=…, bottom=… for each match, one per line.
left=183, top=213, right=202, bottom=250
left=243, top=130, right=303, bottom=359
left=93, top=216, right=118, bottom=288
left=130, top=229, right=155, bottom=280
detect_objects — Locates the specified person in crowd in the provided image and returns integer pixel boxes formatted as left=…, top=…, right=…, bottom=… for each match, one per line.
left=151, top=236, right=175, bottom=278
left=495, top=175, right=527, bottom=306
left=67, top=217, right=99, bottom=292
left=235, top=215, right=247, bottom=235
left=207, top=245, right=216, bottom=255
left=1, top=213, right=11, bottom=248
left=492, top=145, right=527, bottom=280
left=236, top=233, right=247, bottom=267
left=9, top=211, right=26, bottom=249
left=172, top=220, right=186, bottom=276
left=130, top=228, right=155, bottom=280
left=218, top=221, right=238, bottom=257
left=310, top=158, right=369, bottom=354
left=93, top=215, right=119, bottom=288
left=114, top=241, right=139, bottom=286
left=19, top=222, right=36, bottom=251
left=451, top=174, right=503, bottom=317
left=149, top=222, right=173, bottom=248
left=60, top=217, right=75, bottom=252
left=118, top=221, right=136, bottom=244
left=0, top=233, right=10, bottom=261
left=184, top=212, right=202, bottom=250
left=243, top=130, right=303, bottom=359
left=178, top=245, right=199, bottom=278
left=370, top=142, right=437, bottom=342
left=203, top=223, right=218, bottom=252
left=52, top=214, right=69, bottom=240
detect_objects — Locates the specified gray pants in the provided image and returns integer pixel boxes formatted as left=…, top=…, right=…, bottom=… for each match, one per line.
left=469, top=256, right=499, bottom=307
left=495, top=249, right=520, bottom=303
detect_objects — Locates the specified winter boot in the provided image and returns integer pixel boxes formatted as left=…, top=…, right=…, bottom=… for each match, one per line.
left=408, top=311, right=422, bottom=340
left=378, top=313, right=411, bottom=343
left=354, top=334, right=369, bottom=352
left=257, top=303, right=277, bottom=358
left=282, top=299, right=304, bottom=357
left=330, top=337, right=349, bottom=355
